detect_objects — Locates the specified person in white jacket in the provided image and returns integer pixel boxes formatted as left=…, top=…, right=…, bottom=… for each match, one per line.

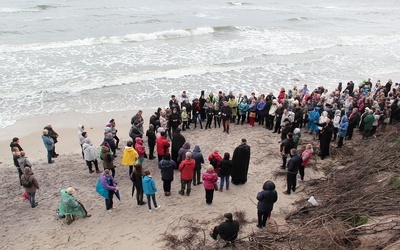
left=83, top=138, right=101, bottom=173
left=332, top=110, right=341, bottom=142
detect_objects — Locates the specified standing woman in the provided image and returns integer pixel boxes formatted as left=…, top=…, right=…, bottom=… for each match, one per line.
left=218, top=152, right=233, bottom=192
left=21, top=167, right=39, bottom=208
left=42, top=129, right=55, bottom=164
left=221, top=101, right=232, bottom=133
left=202, top=166, right=219, bottom=205
left=130, top=164, right=146, bottom=205
left=248, top=99, right=257, bottom=127
left=158, top=153, right=176, bottom=196
left=99, top=169, right=118, bottom=212
left=256, top=180, right=278, bottom=228
left=142, top=169, right=161, bottom=212
left=121, top=141, right=138, bottom=176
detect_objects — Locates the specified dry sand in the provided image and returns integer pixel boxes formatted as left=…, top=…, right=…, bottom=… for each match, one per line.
left=0, top=110, right=325, bottom=249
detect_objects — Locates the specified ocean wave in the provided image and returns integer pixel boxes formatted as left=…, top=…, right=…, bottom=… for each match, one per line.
left=0, top=26, right=217, bottom=53
left=227, top=2, right=252, bottom=6
left=0, top=7, right=39, bottom=13
left=287, top=17, right=309, bottom=22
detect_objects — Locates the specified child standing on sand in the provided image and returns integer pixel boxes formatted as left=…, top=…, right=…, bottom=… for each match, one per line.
left=142, top=169, right=161, bottom=212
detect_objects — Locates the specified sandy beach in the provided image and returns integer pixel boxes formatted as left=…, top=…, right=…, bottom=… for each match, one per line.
left=0, top=109, right=326, bottom=249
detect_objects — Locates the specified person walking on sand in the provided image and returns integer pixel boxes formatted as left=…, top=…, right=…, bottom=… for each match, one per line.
left=59, top=187, right=91, bottom=219
left=142, top=169, right=161, bottom=212
left=21, top=167, right=39, bottom=208
left=256, top=180, right=278, bottom=228
left=202, top=166, right=218, bottom=205
left=42, top=129, right=55, bottom=164
left=158, top=153, right=176, bottom=196
left=99, top=169, right=118, bottom=212
left=83, top=138, right=101, bottom=174
left=231, top=138, right=251, bottom=185
left=178, top=152, right=196, bottom=196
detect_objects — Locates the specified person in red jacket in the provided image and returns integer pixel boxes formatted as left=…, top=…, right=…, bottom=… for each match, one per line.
left=135, top=137, right=146, bottom=165
left=156, top=131, right=170, bottom=162
left=299, top=144, right=313, bottom=182
left=208, top=149, right=222, bottom=174
left=178, top=152, right=196, bottom=196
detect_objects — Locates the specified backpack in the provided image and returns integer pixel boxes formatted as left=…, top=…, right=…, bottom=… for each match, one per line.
left=210, top=156, right=217, bottom=167
left=22, top=176, right=32, bottom=188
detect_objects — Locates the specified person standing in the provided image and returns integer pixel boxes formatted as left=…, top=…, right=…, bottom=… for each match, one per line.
left=221, top=101, right=232, bottom=133
left=83, top=138, right=101, bottom=173
left=209, top=213, right=240, bottom=243
left=191, top=145, right=205, bottom=186
left=156, top=131, right=170, bottom=162
left=337, top=115, right=349, bottom=148
left=218, top=152, right=233, bottom=191
left=178, top=152, right=196, bottom=196
left=146, top=124, right=157, bottom=160
left=109, top=119, right=119, bottom=149
left=100, top=145, right=116, bottom=177
left=121, top=141, right=138, bottom=176
left=44, top=124, right=59, bottom=157
left=171, top=128, right=185, bottom=164
left=299, top=144, right=313, bottom=182
left=283, top=149, right=302, bottom=195
left=21, top=167, right=39, bottom=208
left=280, top=133, right=294, bottom=169
left=142, top=169, right=161, bottom=212
left=135, top=137, right=146, bottom=165
left=202, top=166, right=219, bottom=205
left=42, top=129, right=55, bottom=164
left=99, top=169, right=118, bottom=212
left=256, top=180, right=278, bottom=228
left=158, top=153, right=176, bottom=196
left=12, top=147, right=22, bottom=185
left=130, top=164, right=146, bottom=206
left=317, top=118, right=334, bottom=160
left=231, top=138, right=251, bottom=185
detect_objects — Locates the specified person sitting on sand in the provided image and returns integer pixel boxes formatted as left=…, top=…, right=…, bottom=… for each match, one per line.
left=209, top=213, right=240, bottom=243
left=59, top=187, right=91, bottom=219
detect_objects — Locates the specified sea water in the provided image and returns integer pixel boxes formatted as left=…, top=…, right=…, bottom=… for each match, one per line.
left=1, top=0, right=400, bottom=128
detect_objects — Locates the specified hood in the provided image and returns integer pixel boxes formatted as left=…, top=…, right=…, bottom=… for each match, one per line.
left=294, top=128, right=301, bottom=135
left=315, top=107, right=320, bottom=111
left=193, top=145, right=200, bottom=153
left=24, top=167, right=33, bottom=175
left=135, top=137, right=143, bottom=145
left=84, top=138, right=91, bottom=144
left=182, top=142, right=191, bottom=149
left=142, top=175, right=152, bottom=184
left=341, top=115, right=348, bottom=123
left=263, top=181, right=275, bottom=191
left=78, top=125, right=84, bottom=133
left=106, top=133, right=113, bottom=139
left=321, top=111, right=328, bottom=117
left=101, top=146, right=110, bottom=153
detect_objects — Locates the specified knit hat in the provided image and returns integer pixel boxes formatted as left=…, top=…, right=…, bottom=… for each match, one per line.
left=66, top=187, right=76, bottom=195
left=224, top=213, right=233, bottom=220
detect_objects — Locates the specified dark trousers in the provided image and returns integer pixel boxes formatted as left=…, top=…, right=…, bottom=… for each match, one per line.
left=299, top=165, right=305, bottom=181
left=267, top=115, right=275, bottom=130
left=214, top=116, right=221, bottom=128
left=281, top=154, right=288, bottom=168
left=146, top=194, right=158, bottom=210
left=105, top=191, right=114, bottom=210
left=28, top=192, right=36, bottom=208
left=237, top=114, right=246, bottom=124
left=113, top=135, right=119, bottom=148
left=347, top=126, right=355, bottom=139
left=182, top=121, right=189, bottom=130
left=274, top=119, right=281, bottom=133
left=193, top=168, right=201, bottom=185
left=163, top=180, right=172, bottom=193
left=135, top=185, right=144, bottom=205
left=180, top=179, right=192, bottom=195
left=257, top=210, right=270, bottom=227
left=158, top=154, right=163, bottom=162
left=205, top=189, right=214, bottom=204
left=205, top=115, right=213, bottom=129
left=338, top=136, right=344, bottom=148
left=52, top=145, right=57, bottom=156
left=86, top=160, right=99, bottom=172
left=47, top=149, right=53, bottom=163
left=17, top=167, right=23, bottom=186
left=148, top=144, right=155, bottom=158
left=333, top=127, right=338, bottom=141
left=286, top=172, right=297, bottom=194
left=258, top=115, right=265, bottom=125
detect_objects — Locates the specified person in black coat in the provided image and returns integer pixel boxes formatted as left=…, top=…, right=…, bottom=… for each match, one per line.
left=256, top=180, right=278, bottom=228
left=221, top=101, right=232, bottom=134
left=209, top=213, right=240, bottom=242
left=346, top=108, right=360, bottom=140
left=316, top=118, right=334, bottom=160
left=191, top=145, right=205, bottom=186
left=218, top=152, right=233, bottom=191
left=231, top=138, right=251, bottom=185
left=171, top=128, right=185, bottom=164
left=145, top=125, right=156, bottom=160
left=158, top=153, right=176, bottom=196
left=283, top=149, right=302, bottom=195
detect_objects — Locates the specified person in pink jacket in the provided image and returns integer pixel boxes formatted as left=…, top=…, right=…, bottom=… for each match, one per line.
left=135, top=137, right=146, bottom=164
left=202, top=165, right=219, bottom=205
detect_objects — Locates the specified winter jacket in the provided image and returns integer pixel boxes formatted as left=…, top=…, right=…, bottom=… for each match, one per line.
left=100, top=146, right=114, bottom=169
left=218, top=159, right=233, bottom=176
left=191, top=146, right=204, bottom=170
left=202, top=171, right=218, bottom=190
left=21, top=167, right=39, bottom=193
left=179, top=158, right=196, bottom=180
left=129, top=124, right=142, bottom=140
left=17, top=157, right=32, bottom=170
left=257, top=181, right=278, bottom=213
left=142, top=176, right=157, bottom=195
left=42, top=135, right=54, bottom=150
left=156, top=136, right=170, bottom=156
left=59, top=189, right=86, bottom=217
left=338, top=115, right=349, bottom=137
left=287, top=154, right=302, bottom=174
left=177, top=142, right=191, bottom=162
left=121, top=147, right=138, bottom=166
left=83, top=142, right=97, bottom=161
left=99, top=172, right=117, bottom=191
left=135, top=137, right=146, bottom=158
left=301, top=149, right=313, bottom=167
left=228, top=99, right=238, bottom=117
left=158, top=159, right=176, bottom=181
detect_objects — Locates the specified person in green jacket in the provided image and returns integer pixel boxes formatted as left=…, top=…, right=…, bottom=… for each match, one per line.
left=228, top=96, right=238, bottom=123
left=59, top=187, right=91, bottom=218
left=362, top=109, right=375, bottom=139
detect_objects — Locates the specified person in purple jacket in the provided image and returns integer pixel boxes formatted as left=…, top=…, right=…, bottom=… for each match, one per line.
left=99, top=169, right=118, bottom=212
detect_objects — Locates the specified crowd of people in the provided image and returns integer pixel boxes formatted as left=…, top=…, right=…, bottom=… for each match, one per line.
left=9, top=77, right=400, bottom=241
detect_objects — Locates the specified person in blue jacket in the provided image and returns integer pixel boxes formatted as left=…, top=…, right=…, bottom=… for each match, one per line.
left=256, top=180, right=278, bottom=228
left=142, top=169, right=161, bottom=212
left=337, top=115, right=349, bottom=148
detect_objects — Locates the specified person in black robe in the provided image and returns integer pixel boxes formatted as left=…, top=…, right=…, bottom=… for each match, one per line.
left=231, top=138, right=251, bottom=185
left=316, top=118, right=334, bottom=160
left=171, top=128, right=185, bottom=165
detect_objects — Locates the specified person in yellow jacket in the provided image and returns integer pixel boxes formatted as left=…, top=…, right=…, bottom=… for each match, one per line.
left=121, top=141, right=138, bottom=176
